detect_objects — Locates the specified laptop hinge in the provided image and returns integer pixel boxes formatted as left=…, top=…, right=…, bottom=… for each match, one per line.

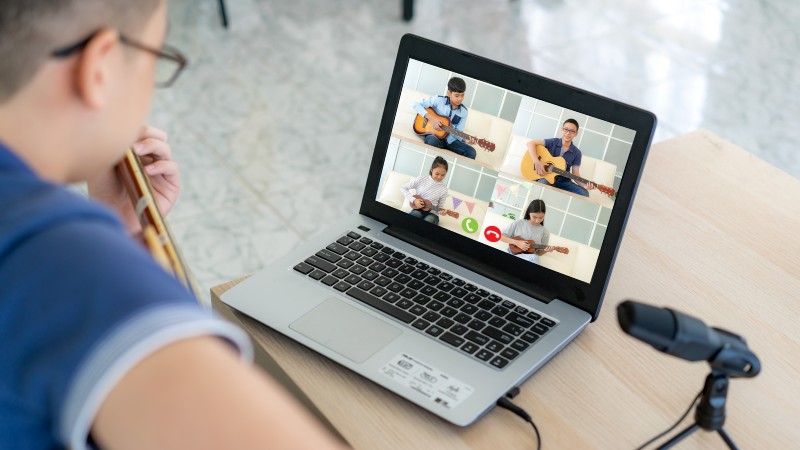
left=383, top=225, right=556, bottom=304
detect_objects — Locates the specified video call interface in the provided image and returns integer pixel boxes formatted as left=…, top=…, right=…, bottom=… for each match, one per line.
left=376, top=58, right=636, bottom=284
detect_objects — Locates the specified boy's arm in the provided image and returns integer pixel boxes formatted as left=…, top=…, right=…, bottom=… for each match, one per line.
left=412, top=96, right=434, bottom=118
left=92, top=336, right=346, bottom=450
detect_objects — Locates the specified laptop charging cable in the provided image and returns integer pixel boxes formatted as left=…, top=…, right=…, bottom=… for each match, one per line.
left=496, top=387, right=541, bottom=450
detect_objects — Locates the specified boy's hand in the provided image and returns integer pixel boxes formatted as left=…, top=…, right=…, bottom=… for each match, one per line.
left=88, top=125, right=180, bottom=235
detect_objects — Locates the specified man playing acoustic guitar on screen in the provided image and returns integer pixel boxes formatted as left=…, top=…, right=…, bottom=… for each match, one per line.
left=526, top=119, right=596, bottom=197
left=411, top=77, right=478, bottom=159
left=400, top=156, right=458, bottom=225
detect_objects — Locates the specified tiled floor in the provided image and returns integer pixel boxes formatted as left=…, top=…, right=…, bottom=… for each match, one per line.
left=155, top=0, right=800, bottom=301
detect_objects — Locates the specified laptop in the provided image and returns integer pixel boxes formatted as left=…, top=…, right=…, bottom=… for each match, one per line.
left=221, top=34, right=656, bottom=426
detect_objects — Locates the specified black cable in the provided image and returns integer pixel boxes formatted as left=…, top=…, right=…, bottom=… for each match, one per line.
left=635, top=390, right=703, bottom=450
left=496, top=396, right=541, bottom=450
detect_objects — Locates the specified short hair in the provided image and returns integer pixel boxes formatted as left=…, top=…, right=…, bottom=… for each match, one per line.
left=524, top=199, right=546, bottom=224
left=563, top=118, right=580, bottom=131
left=429, top=156, right=448, bottom=175
left=447, top=77, right=466, bottom=93
left=0, top=0, right=161, bottom=103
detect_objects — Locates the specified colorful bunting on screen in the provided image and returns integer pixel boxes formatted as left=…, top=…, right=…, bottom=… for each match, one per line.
left=465, top=201, right=476, bottom=214
left=495, top=184, right=507, bottom=198
left=452, top=197, right=463, bottom=210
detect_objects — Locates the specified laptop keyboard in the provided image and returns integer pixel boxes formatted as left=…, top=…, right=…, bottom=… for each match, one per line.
left=292, top=231, right=557, bottom=370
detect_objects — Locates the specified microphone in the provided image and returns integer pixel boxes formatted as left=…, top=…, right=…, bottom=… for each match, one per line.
left=617, top=300, right=760, bottom=378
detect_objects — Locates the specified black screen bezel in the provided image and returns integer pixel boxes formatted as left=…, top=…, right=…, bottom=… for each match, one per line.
left=359, top=34, right=656, bottom=321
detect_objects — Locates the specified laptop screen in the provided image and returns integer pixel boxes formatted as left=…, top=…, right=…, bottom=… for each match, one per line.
left=361, top=35, right=655, bottom=319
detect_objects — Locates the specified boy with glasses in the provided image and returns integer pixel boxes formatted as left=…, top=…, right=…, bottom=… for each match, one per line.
left=0, top=1, right=344, bottom=449
left=526, top=118, right=596, bottom=197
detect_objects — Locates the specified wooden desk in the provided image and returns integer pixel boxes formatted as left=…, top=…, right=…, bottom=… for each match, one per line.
left=212, top=130, right=800, bottom=449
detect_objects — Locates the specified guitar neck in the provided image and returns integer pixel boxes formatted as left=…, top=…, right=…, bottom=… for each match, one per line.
left=548, top=165, right=593, bottom=185
left=441, top=125, right=475, bottom=142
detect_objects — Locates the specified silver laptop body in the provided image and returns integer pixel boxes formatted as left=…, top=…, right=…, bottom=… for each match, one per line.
left=221, top=34, right=656, bottom=426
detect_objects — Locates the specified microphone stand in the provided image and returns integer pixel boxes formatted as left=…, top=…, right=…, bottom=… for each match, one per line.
left=656, top=371, right=738, bottom=449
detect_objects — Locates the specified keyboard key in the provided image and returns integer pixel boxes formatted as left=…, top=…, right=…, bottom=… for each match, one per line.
left=392, top=252, right=406, bottom=260
left=333, top=281, right=350, bottom=292
left=396, top=299, right=413, bottom=310
left=440, top=307, right=457, bottom=318
left=344, top=251, right=361, bottom=261
left=370, top=242, right=384, bottom=249
left=507, top=312, right=535, bottom=328
left=387, top=282, right=403, bottom=293
left=416, top=262, right=430, bottom=270
left=422, top=311, right=440, bottom=322
left=475, top=349, right=493, bottom=361
left=347, top=288, right=414, bottom=323
left=382, top=268, right=399, bottom=278
left=464, top=294, right=481, bottom=304
left=532, top=323, right=550, bottom=335
left=451, top=278, right=465, bottom=286
left=527, top=311, right=542, bottom=321
left=501, top=300, right=515, bottom=309
left=438, top=282, right=454, bottom=292
left=423, top=276, right=441, bottom=287
left=337, top=236, right=354, bottom=246
left=461, top=304, right=478, bottom=315
left=332, top=268, right=350, bottom=279
left=453, top=313, right=471, bottom=324
left=446, top=298, right=465, bottom=309
left=438, top=272, right=453, bottom=281
left=359, top=237, right=373, bottom=244
left=404, top=257, right=418, bottom=265
left=356, top=256, right=372, bottom=267
left=425, top=325, right=444, bottom=337
left=461, top=342, right=479, bottom=354
left=360, top=247, right=377, bottom=257
left=475, top=310, right=492, bottom=321
left=326, top=242, right=349, bottom=255
left=436, top=317, right=454, bottom=329
left=420, top=286, right=437, bottom=296
left=374, top=276, right=391, bottom=287
left=488, top=317, right=506, bottom=328
left=440, top=332, right=465, bottom=348
left=412, top=319, right=430, bottom=330
left=502, top=322, right=525, bottom=336
left=308, top=269, right=327, bottom=280
left=336, top=259, right=354, bottom=269
left=384, top=258, right=402, bottom=268
left=450, top=288, right=468, bottom=298
left=427, top=301, right=444, bottom=311
left=490, top=356, right=509, bottom=369
left=370, top=286, right=388, bottom=297
left=344, top=274, right=361, bottom=285
left=409, top=304, right=427, bottom=316
left=321, top=275, right=338, bottom=286
left=316, top=249, right=341, bottom=263
left=373, top=253, right=390, bottom=263
left=369, top=262, right=386, bottom=273
left=500, top=348, right=520, bottom=360
left=357, top=280, right=375, bottom=291
left=349, top=265, right=366, bottom=275
left=451, top=324, right=469, bottom=335
left=482, top=326, right=514, bottom=345
left=412, top=294, right=431, bottom=305
left=464, top=283, right=477, bottom=292
left=511, top=340, right=530, bottom=352
left=476, top=289, right=490, bottom=297
left=488, top=294, right=502, bottom=303
left=305, top=256, right=336, bottom=273
left=347, top=231, right=361, bottom=239
left=397, top=264, right=415, bottom=274
left=521, top=331, right=540, bottom=343
left=384, top=293, right=401, bottom=303
left=411, top=269, right=428, bottom=279
left=541, top=317, right=557, bottom=327
left=408, top=280, right=425, bottom=290
left=400, top=288, right=417, bottom=299
left=491, top=305, right=510, bottom=317
left=361, top=270, right=378, bottom=281
left=514, top=306, right=529, bottom=315
left=293, top=262, right=314, bottom=274
left=380, top=247, right=394, bottom=255
left=465, top=331, right=490, bottom=346
left=467, top=320, right=485, bottom=331
left=394, top=274, right=412, bottom=284
left=486, top=341, right=504, bottom=353
left=348, top=241, right=366, bottom=251
left=433, top=292, right=451, bottom=302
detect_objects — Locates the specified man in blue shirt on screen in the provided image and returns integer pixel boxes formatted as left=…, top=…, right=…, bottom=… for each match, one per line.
left=413, top=76, right=478, bottom=159
left=0, top=1, right=344, bottom=449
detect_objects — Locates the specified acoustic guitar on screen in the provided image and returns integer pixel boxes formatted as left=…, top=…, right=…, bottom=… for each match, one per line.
left=117, top=150, right=201, bottom=298
left=508, top=237, right=569, bottom=255
left=413, top=108, right=496, bottom=152
left=409, top=194, right=460, bottom=218
left=520, top=145, right=616, bottom=197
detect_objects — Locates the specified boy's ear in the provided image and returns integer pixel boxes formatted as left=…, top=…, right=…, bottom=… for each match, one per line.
left=75, top=29, right=119, bottom=109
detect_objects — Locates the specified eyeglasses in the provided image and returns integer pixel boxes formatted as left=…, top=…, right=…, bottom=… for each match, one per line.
left=51, top=33, right=188, bottom=88
left=562, top=127, right=578, bottom=135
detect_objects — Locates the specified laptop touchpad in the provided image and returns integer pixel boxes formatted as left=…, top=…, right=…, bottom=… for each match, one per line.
left=290, top=298, right=402, bottom=363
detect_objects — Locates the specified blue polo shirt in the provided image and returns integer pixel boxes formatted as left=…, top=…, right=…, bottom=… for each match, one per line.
left=0, top=142, right=250, bottom=449
left=412, top=95, right=469, bottom=145
left=543, top=137, right=582, bottom=172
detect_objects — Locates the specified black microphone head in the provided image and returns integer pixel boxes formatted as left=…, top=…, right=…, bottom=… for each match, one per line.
left=617, top=300, right=677, bottom=352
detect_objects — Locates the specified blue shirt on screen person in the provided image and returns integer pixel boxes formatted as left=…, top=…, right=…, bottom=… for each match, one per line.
left=412, top=76, right=477, bottom=159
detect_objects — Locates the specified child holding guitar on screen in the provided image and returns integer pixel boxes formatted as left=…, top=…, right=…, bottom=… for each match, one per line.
left=527, top=118, right=596, bottom=197
left=499, top=199, right=555, bottom=264
left=412, top=77, right=478, bottom=159
left=400, top=156, right=456, bottom=225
